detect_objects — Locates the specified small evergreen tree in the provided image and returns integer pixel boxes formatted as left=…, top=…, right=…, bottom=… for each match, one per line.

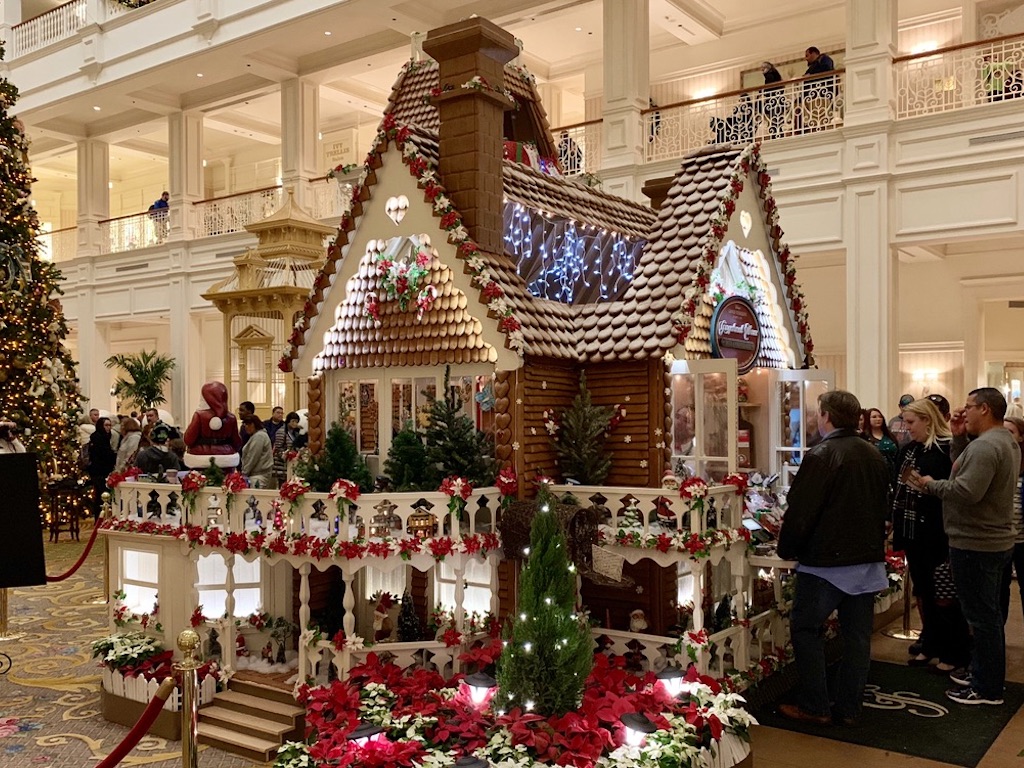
left=295, top=423, right=373, bottom=492
left=424, top=367, right=496, bottom=486
left=384, top=428, right=430, bottom=490
left=397, top=590, right=422, bottom=642
left=553, top=372, right=613, bottom=484
left=495, top=487, right=592, bottom=716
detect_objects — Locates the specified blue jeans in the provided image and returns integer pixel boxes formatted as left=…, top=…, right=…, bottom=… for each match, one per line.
left=950, top=546, right=1012, bottom=698
left=790, top=572, right=875, bottom=718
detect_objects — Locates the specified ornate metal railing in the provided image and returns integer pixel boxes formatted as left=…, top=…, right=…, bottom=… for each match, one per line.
left=644, top=71, right=846, bottom=163
left=551, top=120, right=603, bottom=178
left=37, top=226, right=78, bottom=263
left=10, top=0, right=88, bottom=58
left=193, top=187, right=282, bottom=238
left=307, top=178, right=353, bottom=220
left=100, top=209, right=168, bottom=254
left=895, top=32, right=1024, bottom=119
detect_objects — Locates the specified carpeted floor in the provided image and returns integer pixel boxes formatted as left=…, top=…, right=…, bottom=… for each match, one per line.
left=756, top=660, right=1024, bottom=767
left=0, top=526, right=266, bottom=767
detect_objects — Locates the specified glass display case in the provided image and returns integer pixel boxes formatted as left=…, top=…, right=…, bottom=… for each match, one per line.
left=670, top=358, right=737, bottom=482
left=773, top=369, right=835, bottom=481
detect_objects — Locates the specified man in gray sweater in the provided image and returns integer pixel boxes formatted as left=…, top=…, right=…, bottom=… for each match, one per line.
left=913, top=387, right=1019, bottom=705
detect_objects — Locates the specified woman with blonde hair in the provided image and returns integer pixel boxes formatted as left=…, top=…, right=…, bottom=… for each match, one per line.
left=1000, top=415, right=1024, bottom=623
left=892, top=398, right=968, bottom=672
left=114, top=417, right=142, bottom=472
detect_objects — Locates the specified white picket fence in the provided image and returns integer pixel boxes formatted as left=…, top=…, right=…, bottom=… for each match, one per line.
left=101, top=666, right=217, bottom=711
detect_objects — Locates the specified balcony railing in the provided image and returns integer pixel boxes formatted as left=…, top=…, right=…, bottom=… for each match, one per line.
left=552, top=120, right=603, bottom=178
left=644, top=71, right=846, bottom=163
left=37, top=226, right=78, bottom=263
left=100, top=209, right=168, bottom=254
left=193, top=186, right=282, bottom=238
left=895, top=32, right=1024, bottom=119
left=10, top=0, right=88, bottom=58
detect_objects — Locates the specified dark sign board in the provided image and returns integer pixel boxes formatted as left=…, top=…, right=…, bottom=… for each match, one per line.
left=711, top=296, right=761, bottom=374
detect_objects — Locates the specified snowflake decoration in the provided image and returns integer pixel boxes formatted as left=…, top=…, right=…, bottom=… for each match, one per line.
left=640, top=459, right=648, bottom=468
left=623, top=435, right=632, bottom=444
left=512, top=441, right=520, bottom=451
left=516, top=398, right=523, bottom=405
left=541, top=381, right=547, bottom=390
left=530, top=427, right=537, bottom=435
left=624, top=395, right=631, bottom=402
left=654, top=428, right=663, bottom=436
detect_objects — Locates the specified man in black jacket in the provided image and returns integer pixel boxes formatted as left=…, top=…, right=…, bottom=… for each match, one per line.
left=777, top=390, right=889, bottom=725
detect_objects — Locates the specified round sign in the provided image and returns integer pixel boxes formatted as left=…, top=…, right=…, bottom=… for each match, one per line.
left=710, top=295, right=761, bottom=374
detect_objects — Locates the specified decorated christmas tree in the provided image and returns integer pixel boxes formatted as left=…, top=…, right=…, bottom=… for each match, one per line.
left=495, top=486, right=592, bottom=716
left=553, top=372, right=613, bottom=484
left=0, top=46, right=82, bottom=477
left=424, top=367, right=496, bottom=486
left=384, top=427, right=430, bottom=490
left=397, top=589, right=422, bottom=642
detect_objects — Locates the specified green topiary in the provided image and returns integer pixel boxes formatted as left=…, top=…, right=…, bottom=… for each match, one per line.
left=397, top=590, right=422, bottom=642
left=384, top=428, right=431, bottom=490
left=553, top=372, right=613, bottom=484
left=495, top=486, right=593, bottom=716
left=204, top=458, right=225, bottom=487
left=294, top=423, right=373, bottom=492
left=424, top=367, right=497, bottom=486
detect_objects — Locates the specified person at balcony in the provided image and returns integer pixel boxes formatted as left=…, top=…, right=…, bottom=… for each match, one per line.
left=759, top=61, right=787, bottom=140
left=241, top=416, right=273, bottom=489
left=183, top=381, right=242, bottom=469
left=114, top=417, right=142, bottom=473
left=557, top=132, right=583, bottom=176
left=265, top=406, right=286, bottom=446
left=776, top=390, right=889, bottom=726
left=272, top=411, right=306, bottom=488
left=238, top=400, right=255, bottom=449
left=86, top=417, right=117, bottom=520
left=891, top=398, right=967, bottom=674
left=148, top=191, right=170, bottom=242
left=135, top=424, right=181, bottom=477
left=982, top=55, right=1010, bottom=102
left=800, top=46, right=836, bottom=133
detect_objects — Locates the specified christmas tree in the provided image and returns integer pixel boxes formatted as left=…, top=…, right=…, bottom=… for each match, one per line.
left=424, top=367, right=496, bottom=486
left=384, top=427, right=430, bottom=490
left=0, top=45, right=82, bottom=478
left=295, top=423, right=373, bottom=492
left=397, top=589, right=422, bottom=642
left=553, top=372, right=613, bottom=484
left=495, top=486, right=592, bottom=716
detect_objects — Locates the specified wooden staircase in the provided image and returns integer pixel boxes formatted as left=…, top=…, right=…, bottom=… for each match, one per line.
left=198, top=677, right=305, bottom=763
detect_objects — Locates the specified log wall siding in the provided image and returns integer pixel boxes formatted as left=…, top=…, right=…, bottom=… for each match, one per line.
left=583, top=360, right=658, bottom=487
left=520, top=359, right=578, bottom=484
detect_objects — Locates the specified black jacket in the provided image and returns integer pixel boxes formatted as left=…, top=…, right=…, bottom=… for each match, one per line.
left=777, top=428, right=889, bottom=566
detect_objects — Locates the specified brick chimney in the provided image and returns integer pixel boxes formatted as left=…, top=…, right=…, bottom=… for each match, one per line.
left=423, top=17, right=518, bottom=255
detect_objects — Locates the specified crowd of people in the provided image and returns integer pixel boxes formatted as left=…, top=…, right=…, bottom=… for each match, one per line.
left=779, top=386, right=1022, bottom=725
left=81, top=401, right=306, bottom=519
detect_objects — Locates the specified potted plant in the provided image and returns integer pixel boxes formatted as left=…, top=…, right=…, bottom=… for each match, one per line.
left=104, top=350, right=176, bottom=411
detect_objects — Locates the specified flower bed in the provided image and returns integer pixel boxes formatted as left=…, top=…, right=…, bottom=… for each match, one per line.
left=274, top=652, right=755, bottom=768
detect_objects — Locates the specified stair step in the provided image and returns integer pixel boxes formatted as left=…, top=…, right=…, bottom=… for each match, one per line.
left=212, top=690, right=304, bottom=724
left=199, top=704, right=298, bottom=740
left=229, top=677, right=299, bottom=706
left=198, top=722, right=280, bottom=763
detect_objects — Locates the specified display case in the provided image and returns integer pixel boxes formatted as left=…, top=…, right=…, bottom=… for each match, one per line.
left=669, top=358, right=738, bottom=482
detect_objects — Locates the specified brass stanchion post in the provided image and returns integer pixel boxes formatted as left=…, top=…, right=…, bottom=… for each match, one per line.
left=0, top=587, right=26, bottom=642
left=88, top=492, right=111, bottom=605
left=883, top=569, right=921, bottom=640
left=176, top=629, right=201, bottom=768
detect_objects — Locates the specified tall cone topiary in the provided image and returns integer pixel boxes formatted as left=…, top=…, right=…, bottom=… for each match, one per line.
left=553, top=372, right=613, bottom=484
left=495, top=486, right=592, bottom=716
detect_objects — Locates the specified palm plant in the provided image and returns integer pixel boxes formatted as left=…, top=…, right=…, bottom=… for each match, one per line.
left=104, top=350, right=176, bottom=410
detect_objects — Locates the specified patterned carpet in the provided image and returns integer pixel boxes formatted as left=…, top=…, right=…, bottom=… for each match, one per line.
left=1, top=525, right=266, bottom=767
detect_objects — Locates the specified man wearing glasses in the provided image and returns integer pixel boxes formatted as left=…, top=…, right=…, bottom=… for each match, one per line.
left=912, top=388, right=1019, bottom=705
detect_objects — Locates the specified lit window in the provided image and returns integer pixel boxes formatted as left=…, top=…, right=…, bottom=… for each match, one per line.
left=196, top=554, right=262, bottom=618
left=435, top=558, right=492, bottom=615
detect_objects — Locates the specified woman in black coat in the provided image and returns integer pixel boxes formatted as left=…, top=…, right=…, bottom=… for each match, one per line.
left=87, top=417, right=117, bottom=520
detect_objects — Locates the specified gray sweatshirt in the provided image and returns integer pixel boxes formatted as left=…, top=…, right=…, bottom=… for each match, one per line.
left=925, top=428, right=1019, bottom=551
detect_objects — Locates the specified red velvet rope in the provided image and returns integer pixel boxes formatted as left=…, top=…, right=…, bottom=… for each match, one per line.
left=46, top=521, right=102, bottom=582
left=95, top=677, right=176, bottom=768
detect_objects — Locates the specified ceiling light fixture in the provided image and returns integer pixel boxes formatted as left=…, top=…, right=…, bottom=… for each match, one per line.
left=93, top=105, right=101, bottom=111
left=196, top=73, right=204, bottom=77
left=575, top=26, right=582, bottom=31
left=324, top=31, right=332, bottom=36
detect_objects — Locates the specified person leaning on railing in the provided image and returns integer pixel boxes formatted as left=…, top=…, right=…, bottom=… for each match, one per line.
left=148, top=191, right=170, bottom=243
left=759, top=62, right=787, bottom=139
left=800, top=46, right=836, bottom=132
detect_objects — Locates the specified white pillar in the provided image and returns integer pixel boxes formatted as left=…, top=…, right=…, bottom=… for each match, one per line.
left=168, top=273, right=202, bottom=420
left=843, top=0, right=897, bottom=127
left=0, top=0, right=21, bottom=47
left=76, top=139, right=109, bottom=257
left=167, top=111, right=203, bottom=241
left=280, top=78, right=319, bottom=210
left=963, top=293, right=986, bottom=392
left=75, top=278, right=112, bottom=409
left=599, top=0, right=648, bottom=200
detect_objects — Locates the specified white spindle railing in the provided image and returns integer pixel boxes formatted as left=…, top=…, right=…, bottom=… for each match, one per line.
left=10, top=0, right=88, bottom=58
left=644, top=71, right=846, bottom=163
left=100, top=210, right=168, bottom=254
left=37, top=227, right=78, bottom=263
left=895, top=33, right=1024, bottom=119
left=307, top=178, right=353, bottom=220
left=551, top=120, right=603, bottom=178
left=194, top=187, right=283, bottom=238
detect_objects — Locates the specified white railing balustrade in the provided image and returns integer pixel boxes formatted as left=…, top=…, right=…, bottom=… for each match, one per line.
left=896, top=34, right=1024, bottom=119
left=304, top=638, right=459, bottom=685
left=552, top=120, right=603, bottom=178
left=10, top=0, right=88, bottom=58
left=109, top=481, right=501, bottom=542
left=37, top=227, right=78, bottom=263
left=644, top=71, right=846, bottom=163
left=194, top=187, right=283, bottom=238
left=307, top=178, right=353, bottom=220
left=101, top=210, right=168, bottom=254
left=101, top=666, right=218, bottom=710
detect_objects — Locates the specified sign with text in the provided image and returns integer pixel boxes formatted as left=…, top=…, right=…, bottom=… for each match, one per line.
left=711, top=295, right=761, bottom=374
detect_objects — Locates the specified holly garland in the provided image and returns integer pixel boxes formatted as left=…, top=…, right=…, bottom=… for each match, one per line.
left=281, top=104, right=526, bottom=373
left=601, top=525, right=752, bottom=559
left=671, top=142, right=814, bottom=366
left=99, top=517, right=501, bottom=563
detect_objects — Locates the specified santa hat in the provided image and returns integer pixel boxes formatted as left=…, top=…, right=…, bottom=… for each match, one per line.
left=375, top=592, right=394, bottom=613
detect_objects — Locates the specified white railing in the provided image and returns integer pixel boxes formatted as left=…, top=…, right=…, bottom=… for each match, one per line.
left=10, top=0, right=88, bottom=58
left=303, top=638, right=460, bottom=685
left=552, top=120, right=603, bottom=178
left=37, top=226, right=78, bottom=263
left=644, top=71, right=846, bottom=163
left=307, top=178, right=353, bottom=220
left=194, top=187, right=282, bottom=238
left=101, top=666, right=217, bottom=710
left=109, top=481, right=501, bottom=542
left=100, top=209, right=168, bottom=254
left=896, top=33, right=1024, bottom=119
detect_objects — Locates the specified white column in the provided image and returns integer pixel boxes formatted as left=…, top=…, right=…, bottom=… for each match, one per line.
left=599, top=0, right=648, bottom=200
left=167, top=273, right=202, bottom=420
left=76, top=139, right=109, bottom=257
left=297, top=562, right=311, bottom=684
left=0, top=0, right=21, bottom=46
left=843, top=0, right=897, bottom=127
left=962, top=293, right=986, bottom=391
left=342, top=568, right=356, bottom=638
left=167, top=111, right=203, bottom=241
left=223, top=553, right=237, bottom=673
left=536, top=84, right=564, bottom=128
left=74, top=276, right=112, bottom=410
left=280, top=78, right=319, bottom=211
